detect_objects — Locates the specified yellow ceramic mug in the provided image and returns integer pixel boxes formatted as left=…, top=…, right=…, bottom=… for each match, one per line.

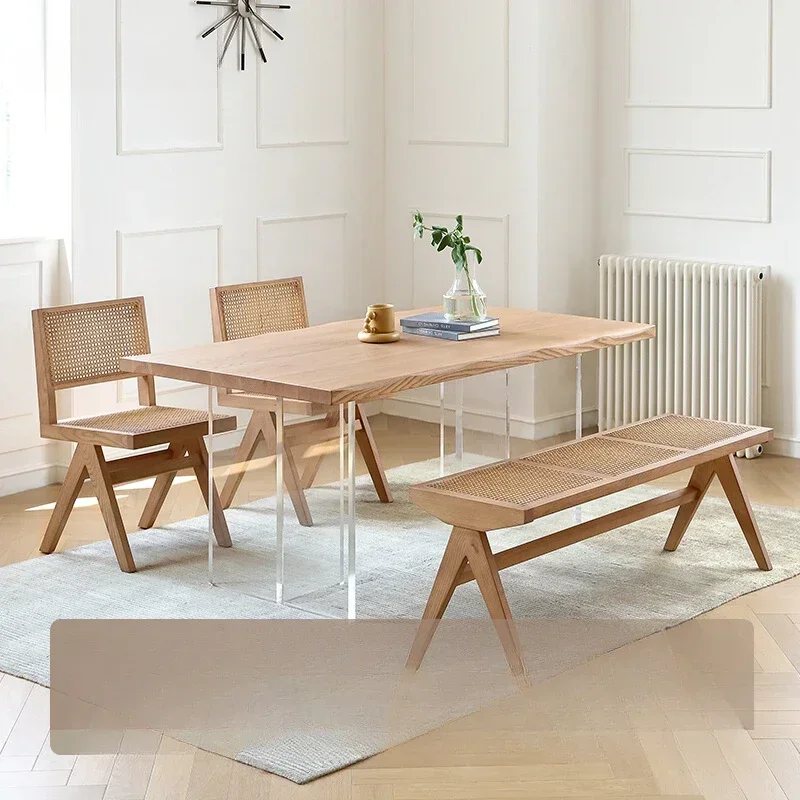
left=358, top=304, right=400, bottom=343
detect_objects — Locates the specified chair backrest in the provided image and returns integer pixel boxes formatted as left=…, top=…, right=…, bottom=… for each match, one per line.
left=210, top=277, right=309, bottom=343
left=32, top=297, right=155, bottom=425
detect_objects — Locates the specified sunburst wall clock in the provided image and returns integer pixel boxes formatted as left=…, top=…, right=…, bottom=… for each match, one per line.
left=195, top=1, right=290, bottom=70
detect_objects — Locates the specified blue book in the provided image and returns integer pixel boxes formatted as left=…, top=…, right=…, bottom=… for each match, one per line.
left=400, top=312, right=499, bottom=333
left=401, top=326, right=500, bottom=342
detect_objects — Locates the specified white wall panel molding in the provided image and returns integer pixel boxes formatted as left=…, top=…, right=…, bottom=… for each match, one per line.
left=115, top=0, right=223, bottom=155
left=256, top=0, right=348, bottom=148
left=409, top=0, right=509, bottom=146
left=116, top=225, right=222, bottom=400
left=0, top=260, right=42, bottom=425
left=256, top=213, right=348, bottom=323
left=625, top=0, right=773, bottom=109
left=624, top=148, right=772, bottom=223
left=409, top=212, right=510, bottom=308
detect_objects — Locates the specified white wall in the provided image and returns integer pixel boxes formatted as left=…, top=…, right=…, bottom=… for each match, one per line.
left=599, top=0, right=800, bottom=454
left=382, top=0, right=601, bottom=441
left=69, top=0, right=384, bottom=425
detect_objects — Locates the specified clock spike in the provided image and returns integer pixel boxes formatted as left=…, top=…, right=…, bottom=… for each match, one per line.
left=254, top=4, right=291, bottom=8
left=251, top=8, right=284, bottom=40
left=246, top=16, right=268, bottom=62
left=218, top=15, right=239, bottom=67
left=196, top=1, right=238, bottom=6
left=200, top=8, right=237, bottom=38
left=239, top=13, right=246, bottom=71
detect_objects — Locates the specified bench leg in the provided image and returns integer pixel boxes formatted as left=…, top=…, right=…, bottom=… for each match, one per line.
left=664, top=462, right=717, bottom=553
left=466, top=530, right=528, bottom=684
left=405, top=528, right=468, bottom=673
left=715, top=454, right=772, bottom=571
left=406, top=527, right=527, bottom=684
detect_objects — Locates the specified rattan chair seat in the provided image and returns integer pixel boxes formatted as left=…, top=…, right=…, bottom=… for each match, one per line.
left=45, top=405, right=237, bottom=449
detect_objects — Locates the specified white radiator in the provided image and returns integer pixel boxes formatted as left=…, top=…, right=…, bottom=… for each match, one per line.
left=598, top=255, right=767, bottom=458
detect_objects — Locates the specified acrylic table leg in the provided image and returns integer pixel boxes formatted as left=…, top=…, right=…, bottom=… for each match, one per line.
left=339, top=403, right=345, bottom=586
left=207, top=386, right=215, bottom=586
left=347, top=400, right=357, bottom=619
left=504, top=369, right=511, bottom=460
left=576, top=354, right=583, bottom=440
left=455, top=380, right=464, bottom=468
left=439, top=382, right=446, bottom=476
left=275, top=396, right=284, bottom=604
left=575, top=355, right=583, bottom=523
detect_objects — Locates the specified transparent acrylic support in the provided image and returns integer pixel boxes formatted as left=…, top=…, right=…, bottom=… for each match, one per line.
left=339, top=404, right=345, bottom=586
left=207, top=386, right=215, bottom=587
left=455, top=380, right=464, bottom=468
left=275, top=396, right=284, bottom=604
left=439, top=383, right=446, bottom=477
left=505, top=369, right=511, bottom=460
left=347, top=400, right=357, bottom=619
left=575, top=354, right=583, bottom=523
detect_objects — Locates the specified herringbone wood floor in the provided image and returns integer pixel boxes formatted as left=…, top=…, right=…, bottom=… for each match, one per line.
left=1, top=414, right=800, bottom=799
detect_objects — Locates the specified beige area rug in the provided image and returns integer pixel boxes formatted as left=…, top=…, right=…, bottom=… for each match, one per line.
left=1, top=456, right=799, bottom=782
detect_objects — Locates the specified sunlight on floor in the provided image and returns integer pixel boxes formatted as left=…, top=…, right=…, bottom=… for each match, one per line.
left=26, top=495, right=129, bottom=512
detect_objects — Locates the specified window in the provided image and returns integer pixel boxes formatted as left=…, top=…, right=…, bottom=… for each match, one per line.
left=0, top=0, right=48, bottom=237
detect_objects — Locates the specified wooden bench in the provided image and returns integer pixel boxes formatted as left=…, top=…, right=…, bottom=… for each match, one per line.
left=406, top=415, right=774, bottom=680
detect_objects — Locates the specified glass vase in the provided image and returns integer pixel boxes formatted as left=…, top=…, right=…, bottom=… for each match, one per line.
left=443, top=257, right=487, bottom=322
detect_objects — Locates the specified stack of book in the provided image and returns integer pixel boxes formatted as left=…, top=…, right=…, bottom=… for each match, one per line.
left=400, top=312, right=500, bottom=341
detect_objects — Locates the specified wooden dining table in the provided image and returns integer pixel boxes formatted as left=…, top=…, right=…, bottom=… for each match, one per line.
left=123, top=307, right=654, bottom=618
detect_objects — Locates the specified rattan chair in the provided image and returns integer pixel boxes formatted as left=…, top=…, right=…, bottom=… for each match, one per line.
left=32, top=297, right=237, bottom=572
left=210, top=277, right=393, bottom=525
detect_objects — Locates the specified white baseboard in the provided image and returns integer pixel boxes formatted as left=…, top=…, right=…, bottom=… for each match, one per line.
left=0, top=461, right=67, bottom=497
left=768, top=434, right=800, bottom=459
left=381, top=397, right=598, bottom=441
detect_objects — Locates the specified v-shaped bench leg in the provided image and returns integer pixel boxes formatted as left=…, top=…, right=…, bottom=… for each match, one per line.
left=664, top=462, right=717, bottom=553
left=715, top=454, right=772, bottom=571
left=406, top=527, right=527, bottom=683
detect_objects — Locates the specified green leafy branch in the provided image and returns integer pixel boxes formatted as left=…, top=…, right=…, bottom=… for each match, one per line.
left=412, top=211, right=484, bottom=317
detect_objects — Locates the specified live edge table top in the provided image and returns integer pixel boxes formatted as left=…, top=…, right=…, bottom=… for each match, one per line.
left=121, top=308, right=655, bottom=407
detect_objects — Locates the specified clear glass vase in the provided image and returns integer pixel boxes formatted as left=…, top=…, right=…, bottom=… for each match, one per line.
left=443, top=258, right=488, bottom=322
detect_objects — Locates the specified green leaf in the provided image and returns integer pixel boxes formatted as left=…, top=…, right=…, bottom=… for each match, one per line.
left=437, top=234, right=451, bottom=251
left=455, top=214, right=463, bottom=231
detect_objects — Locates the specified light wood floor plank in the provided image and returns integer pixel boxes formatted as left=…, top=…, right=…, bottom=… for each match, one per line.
left=143, top=753, right=194, bottom=800
left=224, top=761, right=270, bottom=800
left=673, top=730, right=746, bottom=800
left=67, top=755, right=115, bottom=787
left=104, top=754, right=155, bottom=800
left=2, top=685, right=50, bottom=757
left=184, top=750, right=233, bottom=800
left=714, top=729, right=788, bottom=800
left=0, top=769, right=70, bottom=788
left=0, top=788, right=105, bottom=800
left=0, top=756, right=37, bottom=772
left=636, top=731, right=700, bottom=796
left=0, top=676, right=34, bottom=751
left=756, top=740, right=800, bottom=799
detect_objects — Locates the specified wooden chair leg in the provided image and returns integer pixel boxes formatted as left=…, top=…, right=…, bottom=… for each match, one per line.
left=463, top=529, right=528, bottom=683
left=715, top=454, right=772, bottom=571
left=664, top=462, right=717, bottom=552
left=220, top=415, right=262, bottom=510
left=405, top=528, right=469, bottom=672
left=188, top=437, right=233, bottom=548
left=40, top=445, right=89, bottom=555
left=355, top=404, right=393, bottom=503
left=84, top=445, right=136, bottom=573
left=300, top=408, right=339, bottom=490
left=262, top=412, right=314, bottom=527
left=138, top=443, right=185, bottom=529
